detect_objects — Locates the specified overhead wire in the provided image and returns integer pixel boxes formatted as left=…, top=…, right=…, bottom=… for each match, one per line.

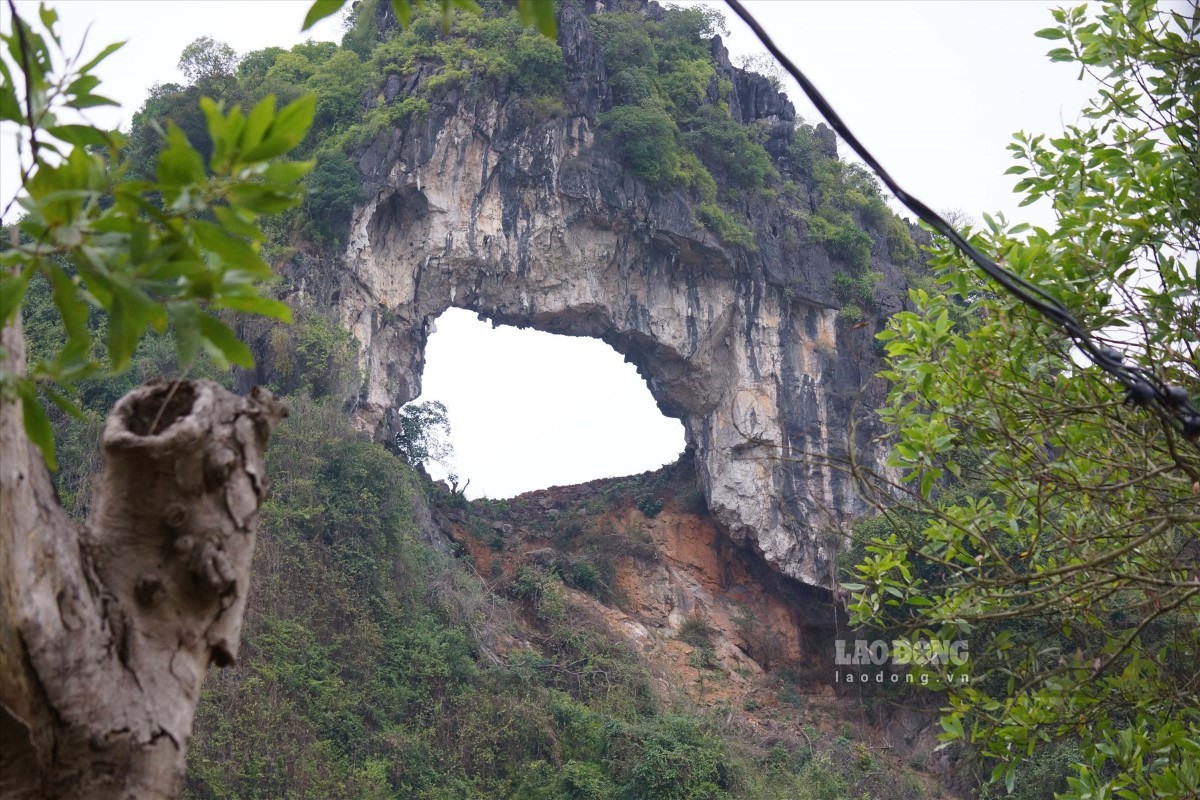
left=723, top=0, right=1200, bottom=446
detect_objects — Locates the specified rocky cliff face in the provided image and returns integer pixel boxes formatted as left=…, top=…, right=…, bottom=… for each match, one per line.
left=330, top=0, right=909, bottom=588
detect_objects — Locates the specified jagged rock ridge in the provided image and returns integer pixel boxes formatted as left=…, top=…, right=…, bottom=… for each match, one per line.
left=331, top=0, right=909, bottom=587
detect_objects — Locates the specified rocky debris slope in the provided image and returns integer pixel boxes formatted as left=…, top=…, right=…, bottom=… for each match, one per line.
left=427, top=459, right=961, bottom=788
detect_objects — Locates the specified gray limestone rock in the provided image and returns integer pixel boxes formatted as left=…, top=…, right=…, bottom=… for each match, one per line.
left=320, top=0, right=910, bottom=588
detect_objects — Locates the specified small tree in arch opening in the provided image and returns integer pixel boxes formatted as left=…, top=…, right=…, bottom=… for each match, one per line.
left=393, top=399, right=457, bottom=475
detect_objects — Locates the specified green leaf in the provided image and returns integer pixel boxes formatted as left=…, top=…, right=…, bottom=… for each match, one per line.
left=37, top=5, right=58, bottom=38
left=105, top=293, right=139, bottom=371
left=390, top=0, right=414, bottom=27
left=46, top=265, right=90, bottom=359
left=1034, top=27, right=1068, bottom=39
left=272, top=93, right=317, bottom=140
left=200, top=96, right=227, bottom=163
left=193, top=220, right=271, bottom=277
left=69, top=93, right=119, bottom=109
left=213, top=206, right=264, bottom=241
left=226, top=184, right=302, bottom=215
left=0, top=60, right=21, bottom=123
left=517, top=0, right=556, bottom=37
left=43, top=385, right=87, bottom=422
left=0, top=263, right=34, bottom=326
left=65, top=74, right=101, bottom=99
left=76, top=40, right=126, bottom=75
left=46, top=124, right=116, bottom=149
left=213, top=295, right=293, bottom=322
left=240, top=94, right=276, bottom=153
left=239, top=94, right=315, bottom=164
left=168, top=302, right=202, bottom=370
left=198, top=313, right=254, bottom=368
left=262, top=159, right=314, bottom=185
left=302, top=0, right=347, bottom=31
left=157, top=123, right=206, bottom=188
left=5, top=21, right=49, bottom=87
left=18, top=380, right=56, bottom=471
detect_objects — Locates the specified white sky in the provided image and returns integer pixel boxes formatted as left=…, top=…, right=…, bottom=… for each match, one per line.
left=1, top=1, right=1099, bottom=498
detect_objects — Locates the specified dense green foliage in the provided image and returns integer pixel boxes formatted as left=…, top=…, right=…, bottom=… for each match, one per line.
left=787, top=128, right=917, bottom=314
left=302, top=150, right=367, bottom=242
left=593, top=7, right=772, bottom=187
left=591, top=8, right=769, bottom=247
left=264, top=306, right=362, bottom=400
left=302, top=0, right=559, bottom=45
left=393, top=399, right=456, bottom=473
left=175, top=397, right=923, bottom=799
left=124, top=0, right=565, bottom=250
left=845, top=2, right=1199, bottom=797
left=588, top=5, right=918, bottom=269
left=0, top=6, right=313, bottom=467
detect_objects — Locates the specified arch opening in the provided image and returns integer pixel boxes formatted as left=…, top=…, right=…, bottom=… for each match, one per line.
left=406, top=308, right=687, bottom=499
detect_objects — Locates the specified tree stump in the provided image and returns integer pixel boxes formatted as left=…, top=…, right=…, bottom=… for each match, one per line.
left=1, top=317, right=285, bottom=800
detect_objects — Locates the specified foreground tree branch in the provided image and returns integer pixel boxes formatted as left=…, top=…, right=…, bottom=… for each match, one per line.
left=1, top=317, right=286, bottom=799
left=840, top=3, right=1200, bottom=794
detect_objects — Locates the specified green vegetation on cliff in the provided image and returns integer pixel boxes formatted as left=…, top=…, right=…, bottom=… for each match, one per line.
left=589, top=7, right=775, bottom=249
left=127, top=0, right=915, bottom=279
left=592, top=7, right=774, bottom=196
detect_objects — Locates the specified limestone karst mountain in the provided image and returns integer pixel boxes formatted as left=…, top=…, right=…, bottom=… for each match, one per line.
left=278, top=0, right=920, bottom=589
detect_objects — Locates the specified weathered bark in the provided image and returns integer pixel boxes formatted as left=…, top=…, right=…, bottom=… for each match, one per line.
left=0, top=316, right=285, bottom=799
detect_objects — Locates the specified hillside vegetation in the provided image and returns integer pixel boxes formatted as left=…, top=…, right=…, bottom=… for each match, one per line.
left=24, top=268, right=938, bottom=798
left=181, top=401, right=931, bottom=800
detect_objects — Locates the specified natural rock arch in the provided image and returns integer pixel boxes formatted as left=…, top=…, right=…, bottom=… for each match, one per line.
left=336, top=120, right=892, bottom=588
left=324, top=4, right=906, bottom=587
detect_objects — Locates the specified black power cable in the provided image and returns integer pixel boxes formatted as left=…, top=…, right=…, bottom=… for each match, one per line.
left=723, top=0, right=1200, bottom=447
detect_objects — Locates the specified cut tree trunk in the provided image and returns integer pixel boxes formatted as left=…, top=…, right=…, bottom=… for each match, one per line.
left=0, top=316, right=285, bottom=799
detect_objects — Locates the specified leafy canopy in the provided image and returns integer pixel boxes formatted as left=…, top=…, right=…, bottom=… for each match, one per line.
left=301, top=0, right=557, bottom=39
left=845, top=2, right=1199, bottom=797
left=178, top=36, right=238, bottom=86
left=0, top=3, right=317, bottom=468
left=392, top=399, right=456, bottom=476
